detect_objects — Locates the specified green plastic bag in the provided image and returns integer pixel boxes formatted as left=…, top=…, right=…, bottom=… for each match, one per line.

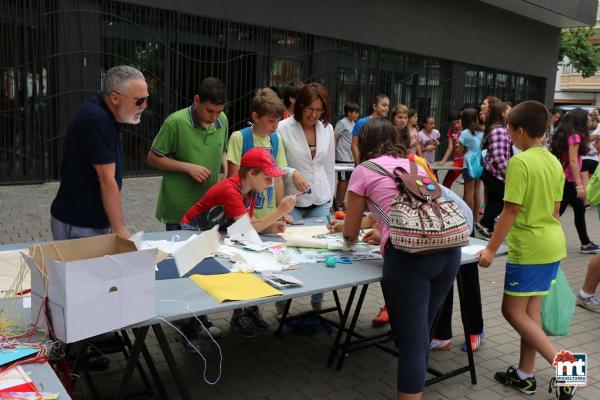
left=541, top=268, right=575, bottom=336
left=586, top=166, right=600, bottom=206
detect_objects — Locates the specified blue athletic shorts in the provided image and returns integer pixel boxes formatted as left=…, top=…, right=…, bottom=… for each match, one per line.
left=504, top=261, right=560, bottom=296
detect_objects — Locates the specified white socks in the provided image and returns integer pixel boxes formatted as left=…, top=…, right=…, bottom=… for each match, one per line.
left=580, top=289, right=595, bottom=299
left=516, top=368, right=534, bottom=380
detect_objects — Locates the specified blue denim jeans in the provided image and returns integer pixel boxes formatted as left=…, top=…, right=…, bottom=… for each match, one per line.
left=279, top=201, right=330, bottom=308
left=288, top=201, right=331, bottom=221
left=50, top=216, right=110, bottom=240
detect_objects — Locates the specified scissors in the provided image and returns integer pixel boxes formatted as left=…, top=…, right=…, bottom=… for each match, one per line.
left=335, top=256, right=352, bottom=264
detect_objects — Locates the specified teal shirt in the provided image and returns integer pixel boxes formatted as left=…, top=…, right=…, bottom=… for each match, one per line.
left=151, top=106, right=228, bottom=224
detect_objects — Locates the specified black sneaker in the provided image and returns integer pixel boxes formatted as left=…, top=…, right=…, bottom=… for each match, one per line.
left=475, top=223, right=492, bottom=240
left=180, top=321, right=202, bottom=354
left=549, top=378, right=577, bottom=399
left=494, top=366, right=536, bottom=395
left=243, top=306, right=270, bottom=331
left=230, top=314, right=256, bottom=338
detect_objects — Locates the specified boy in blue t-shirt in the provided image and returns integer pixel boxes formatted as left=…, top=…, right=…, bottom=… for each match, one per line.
left=478, top=101, right=578, bottom=399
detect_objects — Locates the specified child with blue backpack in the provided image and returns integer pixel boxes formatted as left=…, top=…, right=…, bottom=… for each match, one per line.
left=227, top=88, right=288, bottom=220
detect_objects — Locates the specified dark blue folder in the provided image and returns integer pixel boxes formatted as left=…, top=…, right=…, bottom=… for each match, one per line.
left=155, top=257, right=230, bottom=280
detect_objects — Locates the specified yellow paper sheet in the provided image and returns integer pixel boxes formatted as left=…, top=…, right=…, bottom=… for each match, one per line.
left=189, top=273, right=281, bottom=303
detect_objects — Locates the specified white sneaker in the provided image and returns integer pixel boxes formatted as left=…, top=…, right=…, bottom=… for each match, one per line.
left=576, top=292, right=600, bottom=313
left=199, top=324, right=222, bottom=339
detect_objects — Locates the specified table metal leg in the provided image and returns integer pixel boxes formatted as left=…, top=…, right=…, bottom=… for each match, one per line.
left=335, top=284, right=369, bottom=371
left=115, top=326, right=149, bottom=400
left=327, top=286, right=358, bottom=367
left=332, top=290, right=343, bottom=320
left=457, top=263, right=477, bottom=385
left=123, top=329, right=170, bottom=400
left=275, top=299, right=293, bottom=336
left=152, top=324, right=193, bottom=400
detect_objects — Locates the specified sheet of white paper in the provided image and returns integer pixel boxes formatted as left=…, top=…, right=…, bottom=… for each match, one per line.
left=227, top=215, right=263, bottom=245
left=172, top=226, right=220, bottom=276
left=284, top=235, right=344, bottom=250
left=218, top=245, right=291, bottom=272
left=141, top=234, right=198, bottom=254
left=461, top=244, right=486, bottom=255
left=130, top=231, right=144, bottom=250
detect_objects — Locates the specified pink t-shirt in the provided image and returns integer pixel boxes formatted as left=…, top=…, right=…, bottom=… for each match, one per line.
left=561, top=133, right=582, bottom=183
left=348, top=155, right=427, bottom=254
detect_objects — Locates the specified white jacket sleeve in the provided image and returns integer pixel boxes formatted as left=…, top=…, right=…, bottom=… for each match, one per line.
left=326, top=126, right=336, bottom=197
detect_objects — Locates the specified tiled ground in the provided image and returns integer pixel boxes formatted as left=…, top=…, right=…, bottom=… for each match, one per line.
left=1, top=174, right=599, bottom=399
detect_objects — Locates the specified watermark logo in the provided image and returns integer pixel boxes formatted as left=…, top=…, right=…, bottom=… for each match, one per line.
left=553, top=350, right=587, bottom=387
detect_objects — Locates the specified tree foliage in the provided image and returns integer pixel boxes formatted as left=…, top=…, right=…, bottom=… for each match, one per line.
left=560, top=27, right=600, bottom=78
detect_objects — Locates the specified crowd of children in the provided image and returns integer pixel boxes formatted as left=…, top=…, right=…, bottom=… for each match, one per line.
left=149, top=78, right=597, bottom=400
left=51, top=63, right=600, bottom=400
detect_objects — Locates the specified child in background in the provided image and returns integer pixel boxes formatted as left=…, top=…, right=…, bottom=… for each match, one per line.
left=478, top=100, right=577, bottom=400
left=439, top=112, right=464, bottom=188
left=418, top=116, right=440, bottom=164
left=351, top=94, right=389, bottom=163
left=334, top=102, right=360, bottom=210
left=408, top=108, right=423, bottom=157
left=459, top=108, right=484, bottom=223
left=549, top=108, right=600, bottom=254
left=390, top=104, right=409, bottom=131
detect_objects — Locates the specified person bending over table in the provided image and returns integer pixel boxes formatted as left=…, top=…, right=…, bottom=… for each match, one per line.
left=341, top=118, right=469, bottom=400
left=180, top=147, right=296, bottom=341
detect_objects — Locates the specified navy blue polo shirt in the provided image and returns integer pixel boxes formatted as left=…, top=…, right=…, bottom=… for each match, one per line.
left=51, top=94, right=123, bottom=229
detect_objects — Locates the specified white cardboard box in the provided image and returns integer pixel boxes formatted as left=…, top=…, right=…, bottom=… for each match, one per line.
left=26, top=234, right=157, bottom=343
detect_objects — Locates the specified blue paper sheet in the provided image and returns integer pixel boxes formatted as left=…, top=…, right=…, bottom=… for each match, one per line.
left=155, top=257, right=230, bottom=280
left=0, top=348, right=38, bottom=367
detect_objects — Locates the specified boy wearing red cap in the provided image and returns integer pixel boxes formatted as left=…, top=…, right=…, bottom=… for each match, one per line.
left=182, top=147, right=296, bottom=233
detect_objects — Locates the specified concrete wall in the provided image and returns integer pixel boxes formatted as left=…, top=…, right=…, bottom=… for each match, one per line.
left=124, top=0, right=562, bottom=104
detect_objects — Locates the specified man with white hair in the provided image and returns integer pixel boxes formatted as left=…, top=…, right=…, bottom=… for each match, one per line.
left=50, top=65, right=148, bottom=240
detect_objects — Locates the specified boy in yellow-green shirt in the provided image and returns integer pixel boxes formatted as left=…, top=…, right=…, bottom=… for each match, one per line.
left=478, top=101, right=577, bottom=400
left=227, top=88, right=288, bottom=219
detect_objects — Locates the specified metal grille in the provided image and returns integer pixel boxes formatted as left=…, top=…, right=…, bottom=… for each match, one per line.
left=0, top=0, right=546, bottom=184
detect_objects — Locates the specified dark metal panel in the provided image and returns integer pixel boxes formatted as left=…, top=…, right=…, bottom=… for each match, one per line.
left=0, top=0, right=548, bottom=184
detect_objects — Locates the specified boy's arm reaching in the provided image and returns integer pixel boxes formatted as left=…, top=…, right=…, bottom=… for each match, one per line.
left=478, top=201, right=520, bottom=268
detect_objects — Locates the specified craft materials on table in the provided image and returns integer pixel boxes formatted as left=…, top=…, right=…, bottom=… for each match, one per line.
left=188, top=273, right=282, bottom=302
left=0, top=366, right=37, bottom=393
left=0, top=251, right=30, bottom=295
left=260, top=273, right=303, bottom=289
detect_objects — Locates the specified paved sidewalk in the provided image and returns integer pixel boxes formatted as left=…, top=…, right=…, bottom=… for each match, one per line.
left=1, top=176, right=599, bottom=399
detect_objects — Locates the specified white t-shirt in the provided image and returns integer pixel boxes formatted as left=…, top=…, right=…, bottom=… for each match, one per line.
left=419, top=129, right=440, bottom=164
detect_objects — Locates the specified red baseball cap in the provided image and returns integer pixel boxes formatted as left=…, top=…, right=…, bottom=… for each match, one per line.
left=241, top=147, right=285, bottom=177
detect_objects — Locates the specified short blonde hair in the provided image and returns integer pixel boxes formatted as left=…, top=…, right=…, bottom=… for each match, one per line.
left=390, top=104, right=409, bottom=121
left=251, top=88, right=284, bottom=118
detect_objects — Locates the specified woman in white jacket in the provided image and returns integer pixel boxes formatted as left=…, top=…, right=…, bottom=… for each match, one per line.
left=277, top=82, right=335, bottom=312
left=278, top=82, right=335, bottom=221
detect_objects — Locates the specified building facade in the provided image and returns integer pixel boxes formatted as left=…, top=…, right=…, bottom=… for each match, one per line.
left=554, top=5, right=600, bottom=107
left=1, top=0, right=596, bottom=184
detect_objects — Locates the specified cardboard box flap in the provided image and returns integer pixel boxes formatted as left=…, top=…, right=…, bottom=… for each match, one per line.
left=29, top=234, right=138, bottom=267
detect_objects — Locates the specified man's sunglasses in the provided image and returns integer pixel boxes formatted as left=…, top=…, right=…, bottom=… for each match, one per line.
left=113, top=91, right=149, bottom=106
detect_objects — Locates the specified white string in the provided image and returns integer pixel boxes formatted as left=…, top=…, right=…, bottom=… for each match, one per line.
left=157, top=299, right=222, bottom=385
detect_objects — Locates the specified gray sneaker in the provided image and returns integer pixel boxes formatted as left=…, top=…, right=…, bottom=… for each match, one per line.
left=576, top=292, right=600, bottom=313
left=199, top=324, right=222, bottom=339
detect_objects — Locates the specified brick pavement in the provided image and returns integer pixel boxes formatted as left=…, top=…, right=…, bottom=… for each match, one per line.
left=1, top=175, right=599, bottom=399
